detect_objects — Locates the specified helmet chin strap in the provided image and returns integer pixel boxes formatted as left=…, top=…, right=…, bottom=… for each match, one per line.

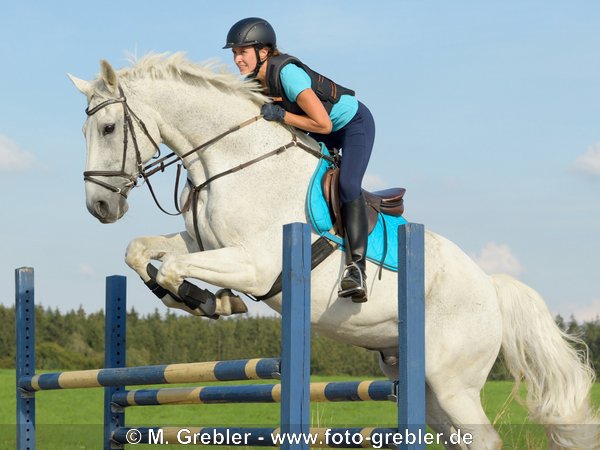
left=249, top=46, right=267, bottom=79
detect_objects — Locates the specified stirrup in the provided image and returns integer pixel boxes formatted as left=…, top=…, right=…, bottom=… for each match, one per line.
left=338, top=262, right=367, bottom=302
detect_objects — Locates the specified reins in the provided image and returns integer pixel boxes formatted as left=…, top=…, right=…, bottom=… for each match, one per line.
left=84, top=87, right=335, bottom=250
left=187, top=132, right=328, bottom=251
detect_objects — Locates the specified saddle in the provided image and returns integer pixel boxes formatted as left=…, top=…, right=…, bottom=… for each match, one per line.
left=322, top=167, right=406, bottom=236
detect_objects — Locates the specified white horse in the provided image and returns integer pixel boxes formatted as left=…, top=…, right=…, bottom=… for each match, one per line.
left=68, top=53, right=598, bottom=449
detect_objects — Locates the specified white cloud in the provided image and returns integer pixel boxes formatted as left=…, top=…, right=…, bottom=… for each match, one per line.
left=573, top=142, right=600, bottom=177
left=0, top=134, right=36, bottom=172
left=569, top=299, right=600, bottom=322
left=470, top=242, right=524, bottom=276
left=362, top=173, right=387, bottom=191
left=553, top=298, right=600, bottom=322
left=79, top=263, right=95, bottom=276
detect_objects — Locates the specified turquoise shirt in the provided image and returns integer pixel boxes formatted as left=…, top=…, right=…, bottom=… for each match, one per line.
left=279, top=64, right=358, bottom=132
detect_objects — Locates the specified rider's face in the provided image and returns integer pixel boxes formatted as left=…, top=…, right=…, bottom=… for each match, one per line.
left=232, top=46, right=268, bottom=76
left=232, top=46, right=257, bottom=75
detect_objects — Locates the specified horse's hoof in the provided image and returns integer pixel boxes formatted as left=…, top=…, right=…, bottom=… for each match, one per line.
left=215, top=289, right=248, bottom=315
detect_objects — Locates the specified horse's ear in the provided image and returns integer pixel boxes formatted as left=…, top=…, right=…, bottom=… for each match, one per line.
left=99, top=59, right=119, bottom=95
left=67, top=73, right=93, bottom=97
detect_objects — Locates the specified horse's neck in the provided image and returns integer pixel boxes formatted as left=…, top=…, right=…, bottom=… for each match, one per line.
left=134, top=78, right=303, bottom=185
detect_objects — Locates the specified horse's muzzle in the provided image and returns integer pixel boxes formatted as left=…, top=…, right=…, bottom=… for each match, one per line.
left=87, top=195, right=128, bottom=223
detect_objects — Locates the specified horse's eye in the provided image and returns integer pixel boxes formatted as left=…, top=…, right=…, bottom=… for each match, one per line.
left=103, top=124, right=116, bottom=136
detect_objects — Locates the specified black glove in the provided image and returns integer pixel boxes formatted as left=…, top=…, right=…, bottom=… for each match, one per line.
left=261, top=103, right=286, bottom=122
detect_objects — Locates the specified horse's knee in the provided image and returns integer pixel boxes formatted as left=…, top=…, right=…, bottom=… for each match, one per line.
left=125, top=238, right=149, bottom=268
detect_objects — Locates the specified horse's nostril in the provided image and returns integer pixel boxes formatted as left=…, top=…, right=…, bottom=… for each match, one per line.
left=94, top=200, right=108, bottom=218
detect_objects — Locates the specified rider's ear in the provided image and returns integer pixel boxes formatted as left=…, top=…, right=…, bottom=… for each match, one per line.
left=99, top=59, right=119, bottom=96
left=67, top=73, right=93, bottom=98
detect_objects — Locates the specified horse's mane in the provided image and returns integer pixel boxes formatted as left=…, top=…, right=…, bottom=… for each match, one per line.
left=109, top=52, right=315, bottom=148
left=116, top=52, right=268, bottom=105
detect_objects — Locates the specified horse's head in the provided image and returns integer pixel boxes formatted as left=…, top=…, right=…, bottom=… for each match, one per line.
left=68, top=60, right=161, bottom=223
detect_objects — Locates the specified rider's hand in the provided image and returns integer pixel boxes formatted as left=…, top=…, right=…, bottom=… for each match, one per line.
left=261, top=103, right=286, bottom=123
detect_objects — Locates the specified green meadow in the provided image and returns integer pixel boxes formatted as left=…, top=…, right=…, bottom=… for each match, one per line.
left=2, top=370, right=599, bottom=449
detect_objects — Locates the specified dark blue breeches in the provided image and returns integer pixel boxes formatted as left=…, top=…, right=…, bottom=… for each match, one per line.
left=309, top=101, right=375, bottom=204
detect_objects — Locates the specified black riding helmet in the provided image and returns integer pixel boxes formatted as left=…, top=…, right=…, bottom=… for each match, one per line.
left=223, top=17, right=276, bottom=49
left=224, top=17, right=276, bottom=78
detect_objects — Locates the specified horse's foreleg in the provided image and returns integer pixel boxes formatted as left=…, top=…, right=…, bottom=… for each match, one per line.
left=125, top=233, right=247, bottom=317
left=125, top=231, right=196, bottom=281
left=155, top=246, right=265, bottom=299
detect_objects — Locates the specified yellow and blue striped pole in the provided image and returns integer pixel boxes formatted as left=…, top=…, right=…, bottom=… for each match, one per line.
left=18, top=358, right=281, bottom=391
left=111, top=380, right=395, bottom=406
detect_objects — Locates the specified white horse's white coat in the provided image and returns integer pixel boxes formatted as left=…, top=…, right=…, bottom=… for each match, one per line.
left=69, top=54, right=598, bottom=449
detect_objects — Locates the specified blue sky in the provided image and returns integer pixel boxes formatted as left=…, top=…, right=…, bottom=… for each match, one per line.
left=1, top=1, right=599, bottom=320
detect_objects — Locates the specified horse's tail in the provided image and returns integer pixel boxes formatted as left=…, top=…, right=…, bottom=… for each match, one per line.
left=492, top=273, right=599, bottom=449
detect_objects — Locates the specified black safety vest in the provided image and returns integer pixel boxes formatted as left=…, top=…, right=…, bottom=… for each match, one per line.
left=265, top=54, right=355, bottom=115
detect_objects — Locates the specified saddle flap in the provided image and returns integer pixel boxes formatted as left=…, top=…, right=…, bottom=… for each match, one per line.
left=322, top=167, right=406, bottom=236
left=322, top=168, right=344, bottom=235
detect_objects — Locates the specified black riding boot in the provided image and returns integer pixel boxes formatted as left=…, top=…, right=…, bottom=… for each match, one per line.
left=338, top=193, right=369, bottom=302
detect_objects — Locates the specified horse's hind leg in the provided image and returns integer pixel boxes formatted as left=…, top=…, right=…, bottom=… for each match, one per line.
left=426, top=384, right=468, bottom=450
left=379, top=353, right=501, bottom=449
left=429, top=380, right=503, bottom=450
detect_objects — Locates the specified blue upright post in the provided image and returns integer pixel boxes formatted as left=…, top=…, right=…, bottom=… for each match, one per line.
left=104, top=276, right=127, bottom=450
left=280, top=223, right=311, bottom=450
left=397, top=223, right=426, bottom=450
left=16, top=267, right=36, bottom=450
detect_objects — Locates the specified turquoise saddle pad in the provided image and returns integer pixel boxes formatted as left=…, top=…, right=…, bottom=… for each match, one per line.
left=306, top=144, right=408, bottom=272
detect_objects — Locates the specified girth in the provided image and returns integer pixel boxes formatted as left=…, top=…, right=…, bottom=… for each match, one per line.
left=254, top=236, right=338, bottom=301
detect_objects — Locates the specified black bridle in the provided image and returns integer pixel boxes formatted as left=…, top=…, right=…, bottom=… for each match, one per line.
left=83, top=86, right=334, bottom=250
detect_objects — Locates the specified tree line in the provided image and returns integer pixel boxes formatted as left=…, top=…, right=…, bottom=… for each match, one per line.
left=0, top=305, right=598, bottom=379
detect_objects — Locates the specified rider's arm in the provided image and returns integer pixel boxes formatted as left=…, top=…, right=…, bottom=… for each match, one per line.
left=283, top=89, right=332, bottom=134
left=278, top=64, right=332, bottom=134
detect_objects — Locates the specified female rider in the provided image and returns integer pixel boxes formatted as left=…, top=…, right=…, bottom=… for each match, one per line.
left=224, top=17, right=375, bottom=303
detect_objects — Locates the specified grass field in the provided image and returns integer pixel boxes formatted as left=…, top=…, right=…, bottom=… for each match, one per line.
left=1, top=370, right=599, bottom=449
